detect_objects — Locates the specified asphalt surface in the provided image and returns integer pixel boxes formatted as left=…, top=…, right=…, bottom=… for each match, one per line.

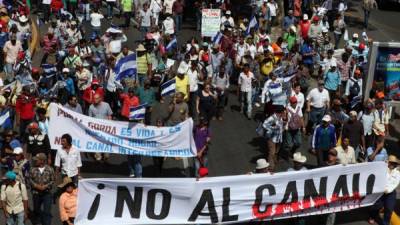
left=1, top=1, right=400, bottom=224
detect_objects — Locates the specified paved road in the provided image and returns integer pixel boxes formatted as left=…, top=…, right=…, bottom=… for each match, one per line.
left=1, top=1, right=400, bottom=224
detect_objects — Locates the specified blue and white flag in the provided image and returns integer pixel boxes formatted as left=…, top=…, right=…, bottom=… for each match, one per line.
left=114, top=53, right=137, bottom=81
left=245, top=16, right=258, bottom=35
left=212, top=32, right=223, bottom=45
left=0, top=111, right=11, bottom=128
left=166, top=37, right=177, bottom=51
left=350, top=95, right=362, bottom=109
left=161, top=78, right=176, bottom=96
left=36, top=17, right=43, bottom=27
left=129, top=103, right=147, bottom=120
left=42, top=64, right=57, bottom=77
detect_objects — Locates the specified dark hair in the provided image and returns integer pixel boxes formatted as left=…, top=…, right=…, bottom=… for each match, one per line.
left=36, top=107, right=47, bottom=115
left=68, top=95, right=77, bottom=102
left=61, top=134, right=72, bottom=145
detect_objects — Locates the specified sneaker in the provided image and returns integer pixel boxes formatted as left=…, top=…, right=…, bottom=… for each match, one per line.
left=129, top=174, right=135, bottom=178
left=255, top=103, right=261, bottom=107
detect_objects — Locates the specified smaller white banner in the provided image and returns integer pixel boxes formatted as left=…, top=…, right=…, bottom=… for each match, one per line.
left=48, top=103, right=197, bottom=157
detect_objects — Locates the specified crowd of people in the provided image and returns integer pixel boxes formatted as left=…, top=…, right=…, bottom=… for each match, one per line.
left=0, top=0, right=396, bottom=225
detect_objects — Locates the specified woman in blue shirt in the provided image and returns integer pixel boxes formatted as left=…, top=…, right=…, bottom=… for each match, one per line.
left=324, top=62, right=341, bottom=100
left=367, top=136, right=388, bottom=162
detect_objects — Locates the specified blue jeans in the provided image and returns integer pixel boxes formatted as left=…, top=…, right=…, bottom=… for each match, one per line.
left=174, top=14, right=183, bottom=31
left=107, top=2, right=115, bottom=18
left=92, top=25, right=101, bottom=36
left=128, top=155, right=143, bottom=177
left=140, top=26, right=149, bottom=39
left=364, top=9, right=370, bottom=29
left=283, top=129, right=301, bottom=153
left=309, top=107, right=326, bottom=126
left=240, top=91, right=252, bottom=118
left=6, top=211, right=24, bottom=225
left=33, top=192, right=52, bottom=225
left=4, top=63, right=13, bottom=82
left=370, top=191, right=396, bottom=225
left=82, top=3, right=90, bottom=21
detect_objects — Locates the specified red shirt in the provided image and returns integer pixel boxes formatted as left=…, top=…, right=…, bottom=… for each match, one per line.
left=120, top=94, right=140, bottom=119
left=16, top=94, right=36, bottom=120
left=51, top=0, right=64, bottom=12
left=82, top=87, right=105, bottom=104
left=299, top=20, right=311, bottom=39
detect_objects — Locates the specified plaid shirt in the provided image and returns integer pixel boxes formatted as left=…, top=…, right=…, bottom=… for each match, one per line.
left=263, top=114, right=284, bottom=143
left=29, top=165, right=55, bottom=194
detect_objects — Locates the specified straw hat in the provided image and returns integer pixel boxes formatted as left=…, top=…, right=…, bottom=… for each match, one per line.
left=58, top=177, right=74, bottom=188
left=388, top=155, right=399, bottom=164
left=136, top=44, right=146, bottom=52
left=256, top=159, right=270, bottom=170
left=293, top=152, right=307, bottom=163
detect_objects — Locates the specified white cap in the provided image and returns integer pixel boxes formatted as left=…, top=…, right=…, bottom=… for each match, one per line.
left=322, top=115, right=331, bottom=122
left=303, top=14, right=309, bottom=20
left=177, top=65, right=186, bottom=74
left=106, top=27, right=122, bottom=34
left=62, top=68, right=70, bottom=73
left=19, top=15, right=28, bottom=23
left=289, top=25, right=297, bottom=33
left=353, top=33, right=359, bottom=38
left=226, top=10, right=231, bottom=15
left=293, top=152, right=307, bottom=163
left=256, top=159, right=270, bottom=169
left=13, top=147, right=23, bottom=155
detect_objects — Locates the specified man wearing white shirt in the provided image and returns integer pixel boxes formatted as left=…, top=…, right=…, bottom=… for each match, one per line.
left=220, top=10, right=235, bottom=28
left=291, top=83, right=305, bottom=109
left=322, top=49, right=337, bottom=73
left=238, top=64, right=255, bottom=119
left=187, top=60, right=201, bottom=118
left=139, top=3, right=153, bottom=38
left=150, top=0, right=163, bottom=25
left=162, top=14, right=175, bottom=35
left=369, top=155, right=400, bottom=225
left=55, top=134, right=82, bottom=185
left=164, top=0, right=175, bottom=14
left=335, top=137, right=356, bottom=165
left=90, top=8, right=104, bottom=35
left=306, top=80, right=330, bottom=133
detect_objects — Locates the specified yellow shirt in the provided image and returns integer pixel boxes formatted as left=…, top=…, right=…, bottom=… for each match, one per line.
left=175, top=76, right=189, bottom=100
left=261, top=61, right=274, bottom=77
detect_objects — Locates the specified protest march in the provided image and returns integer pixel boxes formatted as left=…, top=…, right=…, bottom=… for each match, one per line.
left=0, top=0, right=399, bottom=225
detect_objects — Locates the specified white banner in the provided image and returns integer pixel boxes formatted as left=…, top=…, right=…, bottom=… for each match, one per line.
left=48, top=103, right=197, bottom=157
left=201, top=9, right=221, bottom=37
left=75, top=162, right=386, bottom=225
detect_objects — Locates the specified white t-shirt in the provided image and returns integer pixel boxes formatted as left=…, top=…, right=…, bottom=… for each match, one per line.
left=163, top=17, right=175, bottom=35
left=150, top=0, right=162, bottom=14
left=164, top=0, right=175, bottom=14
left=306, top=88, right=330, bottom=108
left=291, top=91, right=305, bottom=109
left=140, top=10, right=153, bottom=27
left=267, top=2, right=278, bottom=16
left=187, top=68, right=199, bottom=92
left=238, top=72, right=254, bottom=92
left=90, top=13, right=104, bottom=27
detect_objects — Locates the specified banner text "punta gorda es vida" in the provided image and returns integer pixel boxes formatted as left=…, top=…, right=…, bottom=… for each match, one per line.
left=48, top=103, right=197, bottom=157
left=75, top=162, right=386, bottom=225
